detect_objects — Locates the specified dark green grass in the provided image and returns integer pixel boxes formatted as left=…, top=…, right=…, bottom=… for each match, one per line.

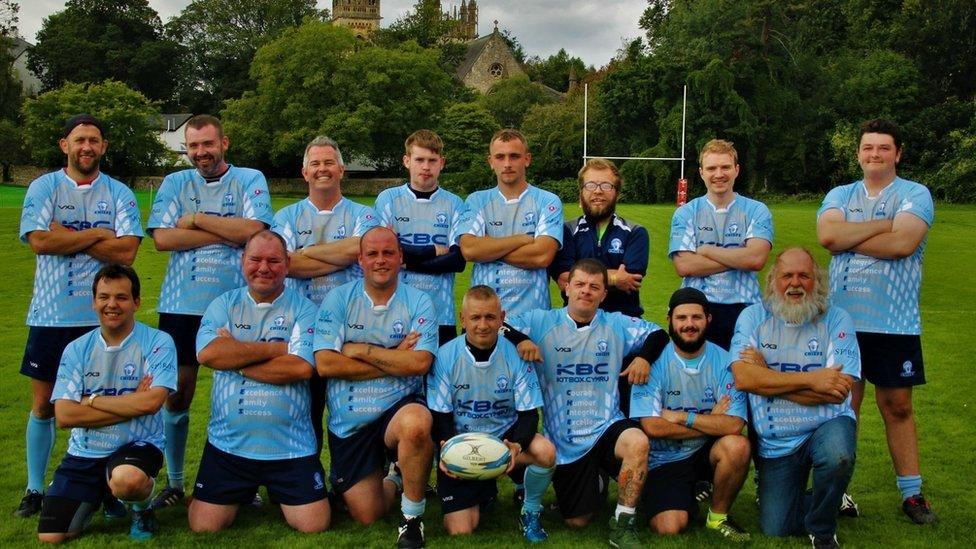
left=1, top=184, right=973, bottom=547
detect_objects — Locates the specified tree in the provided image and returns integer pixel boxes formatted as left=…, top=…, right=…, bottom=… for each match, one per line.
left=0, top=0, right=23, bottom=180
left=524, top=49, right=589, bottom=93
left=479, top=76, right=556, bottom=128
left=435, top=101, right=498, bottom=195
left=27, top=0, right=182, bottom=105
left=22, top=80, right=168, bottom=175
left=167, top=0, right=324, bottom=114
left=222, top=21, right=455, bottom=174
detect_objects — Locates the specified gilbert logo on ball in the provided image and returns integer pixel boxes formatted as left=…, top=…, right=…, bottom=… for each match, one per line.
left=440, top=432, right=511, bottom=480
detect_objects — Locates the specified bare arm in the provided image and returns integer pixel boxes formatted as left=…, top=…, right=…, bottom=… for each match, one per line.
left=732, top=347, right=853, bottom=400
left=697, top=238, right=771, bottom=272
left=851, top=213, right=929, bottom=259
left=27, top=226, right=113, bottom=256
left=85, top=235, right=140, bottom=265
left=459, top=233, right=533, bottom=262
left=315, top=349, right=386, bottom=381
left=640, top=416, right=703, bottom=440
left=502, top=236, right=560, bottom=269
left=89, top=386, right=169, bottom=417
left=54, top=399, right=128, bottom=428
left=671, top=250, right=728, bottom=277
left=197, top=330, right=288, bottom=370
left=658, top=404, right=745, bottom=437
left=816, top=208, right=893, bottom=253
left=342, top=342, right=433, bottom=377
left=299, top=237, right=361, bottom=267
left=780, top=389, right=847, bottom=406
left=287, top=251, right=346, bottom=279
left=190, top=214, right=265, bottom=246
left=151, top=227, right=229, bottom=251
left=240, top=355, right=313, bottom=384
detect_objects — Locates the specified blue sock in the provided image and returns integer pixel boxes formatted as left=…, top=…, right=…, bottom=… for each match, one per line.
left=125, top=479, right=154, bottom=512
left=162, top=408, right=189, bottom=489
left=401, top=495, right=425, bottom=519
left=897, top=475, right=923, bottom=500
left=26, top=413, right=56, bottom=493
left=522, top=464, right=554, bottom=513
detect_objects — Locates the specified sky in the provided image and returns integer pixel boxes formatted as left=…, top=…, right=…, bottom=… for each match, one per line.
left=15, top=1, right=648, bottom=68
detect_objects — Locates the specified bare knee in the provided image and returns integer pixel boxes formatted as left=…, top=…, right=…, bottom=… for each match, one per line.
left=651, top=513, right=688, bottom=535
left=878, top=396, right=914, bottom=422
left=716, top=435, right=751, bottom=466
left=108, top=467, right=151, bottom=500
left=398, top=408, right=432, bottom=442
left=286, top=512, right=330, bottom=533
left=38, top=532, right=72, bottom=544
left=565, top=515, right=591, bottom=528
left=530, top=436, right=557, bottom=468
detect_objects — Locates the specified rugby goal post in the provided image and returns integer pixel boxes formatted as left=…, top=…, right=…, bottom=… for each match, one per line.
left=582, top=83, right=689, bottom=205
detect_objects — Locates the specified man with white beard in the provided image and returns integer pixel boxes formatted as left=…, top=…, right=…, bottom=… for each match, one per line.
left=729, top=248, right=861, bottom=549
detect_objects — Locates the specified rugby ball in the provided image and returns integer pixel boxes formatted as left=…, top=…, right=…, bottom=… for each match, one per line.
left=440, top=432, right=511, bottom=480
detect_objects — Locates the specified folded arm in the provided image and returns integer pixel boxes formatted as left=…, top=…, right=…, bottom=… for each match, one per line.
left=671, top=250, right=728, bottom=277
left=287, top=251, right=346, bottom=279
left=816, top=208, right=893, bottom=253
left=503, top=235, right=559, bottom=269
left=198, top=333, right=288, bottom=370
left=341, top=343, right=433, bottom=377
left=850, top=213, right=928, bottom=260
left=299, top=237, right=361, bottom=266
left=315, top=349, right=386, bottom=381
left=696, top=238, right=771, bottom=272
left=459, top=233, right=533, bottom=263
left=151, top=227, right=229, bottom=251
left=241, top=355, right=313, bottom=384
left=190, top=213, right=265, bottom=246
left=27, top=226, right=114, bottom=256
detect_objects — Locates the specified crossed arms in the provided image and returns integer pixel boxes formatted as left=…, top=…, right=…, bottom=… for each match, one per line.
left=817, top=209, right=928, bottom=259
left=28, top=222, right=139, bottom=265
left=315, top=331, right=433, bottom=381
left=671, top=237, right=771, bottom=278
left=459, top=233, right=559, bottom=270
left=55, top=376, right=169, bottom=429
left=152, top=213, right=265, bottom=252
left=198, top=327, right=312, bottom=385
left=732, top=347, right=855, bottom=406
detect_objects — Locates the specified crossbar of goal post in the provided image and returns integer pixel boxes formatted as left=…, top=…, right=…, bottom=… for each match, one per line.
left=582, top=83, right=690, bottom=205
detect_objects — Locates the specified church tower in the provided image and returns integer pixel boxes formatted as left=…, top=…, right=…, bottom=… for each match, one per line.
left=332, top=0, right=381, bottom=39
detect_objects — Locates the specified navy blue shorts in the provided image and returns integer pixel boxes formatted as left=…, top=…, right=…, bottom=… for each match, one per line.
left=436, top=423, right=519, bottom=514
left=38, top=441, right=163, bottom=534
left=857, top=332, right=925, bottom=387
left=20, top=326, right=94, bottom=382
left=157, top=312, right=203, bottom=366
left=641, top=441, right=715, bottom=519
left=192, top=441, right=327, bottom=506
left=328, top=394, right=425, bottom=494
left=552, top=419, right=640, bottom=519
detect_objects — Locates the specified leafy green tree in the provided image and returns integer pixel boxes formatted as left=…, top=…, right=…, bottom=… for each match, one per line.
left=27, top=0, right=182, bottom=105
left=435, top=101, right=498, bottom=195
left=521, top=92, right=587, bottom=183
left=22, top=80, right=167, bottom=175
left=525, top=49, right=589, bottom=93
left=479, top=76, right=556, bottom=128
left=167, top=0, right=324, bottom=114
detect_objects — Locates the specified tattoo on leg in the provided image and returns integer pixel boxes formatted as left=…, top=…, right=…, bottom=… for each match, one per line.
left=618, top=467, right=645, bottom=506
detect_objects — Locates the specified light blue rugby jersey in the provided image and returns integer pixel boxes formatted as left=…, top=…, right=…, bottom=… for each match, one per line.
left=817, top=177, right=934, bottom=335
left=630, top=342, right=746, bottom=468
left=53, top=322, right=177, bottom=458
left=148, top=166, right=273, bottom=315
left=427, top=335, right=543, bottom=438
left=459, top=186, right=563, bottom=315
left=272, top=197, right=379, bottom=305
left=20, top=171, right=143, bottom=327
left=669, top=194, right=773, bottom=305
left=313, top=279, right=438, bottom=438
left=375, top=184, right=465, bottom=325
left=508, top=308, right=661, bottom=465
left=196, top=287, right=318, bottom=460
left=729, top=303, right=860, bottom=459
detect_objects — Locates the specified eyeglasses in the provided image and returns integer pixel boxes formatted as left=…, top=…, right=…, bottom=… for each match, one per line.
left=581, top=181, right=618, bottom=192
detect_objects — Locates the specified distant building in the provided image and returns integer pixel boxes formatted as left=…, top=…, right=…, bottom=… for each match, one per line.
left=7, top=35, right=41, bottom=97
left=456, top=24, right=527, bottom=94
left=155, top=113, right=193, bottom=165
left=332, top=0, right=382, bottom=39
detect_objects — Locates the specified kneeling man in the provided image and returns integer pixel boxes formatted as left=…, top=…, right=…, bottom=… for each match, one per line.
left=631, top=288, right=750, bottom=541
left=39, top=264, right=176, bottom=543
left=427, top=285, right=556, bottom=541
left=188, top=230, right=328, bottom=534
left=731, top=248, right=860, bottom=549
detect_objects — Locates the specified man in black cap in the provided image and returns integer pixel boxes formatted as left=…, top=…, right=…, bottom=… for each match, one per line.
left=630, top=288, right=752, bottom=541
left=16, top=114, right=144, bottom=517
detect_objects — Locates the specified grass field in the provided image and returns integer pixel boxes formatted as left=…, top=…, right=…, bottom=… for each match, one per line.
left=0, top=184, right=973, bottom=547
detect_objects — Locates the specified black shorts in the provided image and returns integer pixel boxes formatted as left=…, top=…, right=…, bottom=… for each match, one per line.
left=436, top=423, right=520, bottom=514
left=192, top=441, right=327, bottom=506
left=552, top=419, right=640, bottom=519
left=641, top=442, right=714, bottom=519
left=20, top=326, right=94, bottom=382
left=328, top=394, right=425, bottom=494
left=38, top=441, right=163, bottom=534
left=705, top=302, right=749, bottom=351
left=158, top=312, right=203, bottom=366
left=856, top=332, right=925, bottom=387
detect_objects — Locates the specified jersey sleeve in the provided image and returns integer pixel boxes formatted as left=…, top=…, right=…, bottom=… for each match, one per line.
left=745, top=201, right=773, bottom=244
left=289, top=297, right=318, bottom=367
left=816, top=185, right=849, bottom=219
left=728, top=305, right=763, bottom=366
left=52, top=340, right=85, bottom=403
left=195, top=293, right=231, bottom=356
left=826, top=308, right=861, bottom=380
left=535, top=192, right=564, bottom=247
left=374, top=190, right=394, bottom=227
left=147, top=331, right=178, bottom=392
left=629, top=365, right=664, bottom=419
left=241, top=171, right=273, bottom=226
left=505, top=310, right=541, bottom=338
left=313, top=288, right=347, bottom=352
left=410, top=292, right=440, bottom=355
left=513, top=359, right=544, bottom=411
left=620, top=314, right=663, bottom=356
left=426, top=345, right=455, bottom=413
left=147, top=175, right=182, bottom=230
left=271, top=207, right=299, bottom=252
left=447, top=196, right=467, bottom=245
left=458, top=195, right=485, bottom=237
left=353, top=205, right=380, bottom=236
left=715, top=350, right=748, bottom=421
left=624, top=225, right=650, bottom=274
left=19, top=178, right=53, bottom=242
left=113, top=184, right=144, bottom=238
left=668, top=204, right=696, bottom=256
left=898, top=183, right=935, bottom=227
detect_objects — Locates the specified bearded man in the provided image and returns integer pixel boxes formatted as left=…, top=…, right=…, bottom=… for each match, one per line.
left=729, top=248, right=861, bottom=549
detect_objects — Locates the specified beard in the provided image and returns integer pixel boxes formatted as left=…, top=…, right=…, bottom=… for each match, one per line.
left=767, top=287, right=826, bottom=325
left=668, top=324, right=707, bottom=354
left=582, top=199, right=615, bottom=224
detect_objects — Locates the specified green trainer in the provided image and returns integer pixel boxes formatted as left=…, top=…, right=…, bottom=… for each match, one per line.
left=707, top=516, right=751, bottom=542
left=608, top=512, right=641, bottom=549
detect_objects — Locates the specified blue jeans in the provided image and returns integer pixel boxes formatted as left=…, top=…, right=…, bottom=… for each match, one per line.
left=758, top=416, right=856, bottom=538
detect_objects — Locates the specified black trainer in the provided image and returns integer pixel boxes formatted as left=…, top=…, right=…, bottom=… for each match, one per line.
left=809, top=534, right=840, bottom=549
left=902, top=494, right=938, bottom=524
left=13, top=490, right=44, bottom=518
left=396, top=515, right=425, bottom=548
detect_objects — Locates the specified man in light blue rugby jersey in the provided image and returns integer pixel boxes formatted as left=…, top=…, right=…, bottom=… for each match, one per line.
left=669, top=139, right=773, bottom=350
left=375, top=130, right=466, bottom=345
left=816, top=119, right=937, bottom=525
left=272, top=135, right=379, bottom=451
left=314, top=227, right=438, bottom=549
left=188, top=230, right=329, bottom=534
left=38, top=264, right=175, bottom=542
left=730, top=248, right=860, bottom=549
left=427, top=285, right=556, bottom=542
left=147, top=114, right=273, bottom=509
left=459, top=129, right=563, bottom=316
left=507, top=259, right=669, bottom=549
left=17, top=114, right=143, bottom=518
left=630, top=288, right=751, bottom=542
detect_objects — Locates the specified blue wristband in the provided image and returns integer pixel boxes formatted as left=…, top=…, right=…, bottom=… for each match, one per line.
left=685, top=411, right=696, bottom=428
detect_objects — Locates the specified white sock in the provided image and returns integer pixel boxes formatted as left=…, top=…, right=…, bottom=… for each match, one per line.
left=615, top=504, right=636, bottom=520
